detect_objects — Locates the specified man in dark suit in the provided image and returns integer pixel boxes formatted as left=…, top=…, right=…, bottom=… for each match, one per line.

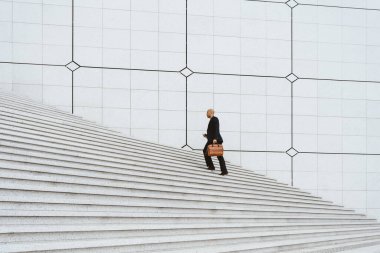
left=203, top=109, right=228, bottom=176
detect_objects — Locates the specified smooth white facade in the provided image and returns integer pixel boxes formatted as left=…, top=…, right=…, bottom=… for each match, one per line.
left=1, top=0, right=380, bottom=220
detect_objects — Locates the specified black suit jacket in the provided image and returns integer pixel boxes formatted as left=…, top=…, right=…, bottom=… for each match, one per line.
left=207, top=116, right=223, bottom=143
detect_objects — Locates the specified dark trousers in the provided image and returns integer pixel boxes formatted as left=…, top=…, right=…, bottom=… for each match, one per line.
left=203, top=141, right=228, bottom=174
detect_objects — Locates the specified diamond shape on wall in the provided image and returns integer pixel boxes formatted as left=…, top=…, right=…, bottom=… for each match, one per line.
left=180, top=67, right=194, bottom=77
left=65, top=61, right=80, bottom=72
left=286, top=73, right=299, bottom=83
left=286, top=0, right=298, bottom=8
left=286, top=147, right=299, bottom=157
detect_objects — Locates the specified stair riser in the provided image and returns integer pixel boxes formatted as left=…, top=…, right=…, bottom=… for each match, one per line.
left=0, top=98, right=121, bottom=137
left=0, top=165, right=292, bottom=202
left=2, top=216, right=375, bottom=226
left=7, top=233, right=380, bottom=253
left=0, top=145, right=335, bottom=204
left=0, top=201, right=364, bottom=219
left=0, top=102, right=99, bottom=132
left=0, top=177, right=354, bottom=212
left=0, top=103, right=289, bottom=179
left=0, top=122, right=246, bottom=175
left=0, top=195, right=360, bottom=217
left=0, top=128, right=279, bottom=186
left=0, top=157, right=325, bottom=205
left=0, top=105, right=222, bottom=162
left=3, top=223, right=380, bottom=234
left=147, top=238, right=380, bottom=253
left=2, top=228, right=380, bottom=244
left=0, top=115, right=243, bottom=171
left=0, top=153, right=320, bottom=205
left=237, top=236, right=380, bottom=253
left=179, top=237, right=380, bottom=253
left=0, top=142, right=297, bottom=194
left=0, top=94, right=84, bottom=120
left=0, top=131, right=283, bottom=191
left=0, top=96, right=272, bottom=173
left=0, top=96, right=83, bottom=120
left=0, top=166, right=341, bottom=211
left=285, top=241, right=380, bottom=253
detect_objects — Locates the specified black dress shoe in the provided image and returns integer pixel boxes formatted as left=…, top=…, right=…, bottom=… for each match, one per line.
left=220, top=172, right=228, bottom=176
left=207, top=167, right=215, bottom=170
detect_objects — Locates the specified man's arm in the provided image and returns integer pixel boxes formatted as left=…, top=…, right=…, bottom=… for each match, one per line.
left=212, top=117, right=219, bottom=143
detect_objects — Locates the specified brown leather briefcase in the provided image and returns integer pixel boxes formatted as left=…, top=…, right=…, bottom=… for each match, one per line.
left=207, top=144, right=224, bottom=156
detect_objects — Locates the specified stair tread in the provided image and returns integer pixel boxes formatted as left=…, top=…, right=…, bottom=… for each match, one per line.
left=0, top=198, right=361, bottom=217
left=0, top=163, right=338, bottom=207
left=0, top=100, right=224, bottom=160
left=0, top=209, right=372, bottom=220
left=0, top=148, right=323, bottom=204
left=0, top=177, right=354, bottom=212
left=2, top=222, right=379, bottom=233
left=148, top=236, right=380, bottom=253
left=0, top=129, right=275, bottom=184
left=0, top=113, right=253, bottom=172
left=279, top=238, right=380, bottom=253
left=0, top=158, right=324, bottom=205
left=0, top=144, right=327, bottom=202
left=2, top=230, right=380, bottom=252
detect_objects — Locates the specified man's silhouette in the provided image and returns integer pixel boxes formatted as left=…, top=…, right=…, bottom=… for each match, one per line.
left=203, top=109, right=228, bottom=176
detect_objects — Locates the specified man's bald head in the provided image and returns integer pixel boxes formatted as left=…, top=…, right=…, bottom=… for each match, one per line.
left=207, top=109, right=214, bottom=118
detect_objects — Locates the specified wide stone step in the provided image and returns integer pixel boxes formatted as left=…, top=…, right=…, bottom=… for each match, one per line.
left=0, top=149, right=322, bottom=206
left=0, top=92, right=85, bottom=120
left=0, top=102, right=275, bottom=180
left=0, top=209, right=373, bottom=224
left=0, top=159, right=357, bottom=214
left=0, top=92, right=121, bottom=136
left=0, top=133, right=262, bottom=188
left=0, top=111, right=248, bottom=173
left=2, top=229, right=380, bottom=252
left=3, top=222, right=379, bottom=236
left=145, top=233, right=380, bottom=253
left=0, top=144, right=330, bottom=201
left=0, top=178, right=354, bottom=212
left=0, top=106, right=208, bottom=163
left=0, top=101, right=100, bottom=133
left=0, top=93, right=202, bottom=157
left=0, top=100, right=266, bottom=174
left=0, top=201, right=365, bottom=219
left=0, top=115, right=240, bottom=169
left=2, top=224, right=380, bottom=245
left=0, top=156, right=325, bottom=206
left=0, top=125, right=273, bottom=184
left=281, top=238, right=380, bottom=253
left=0, top=166, right=346, bottom=212
left=0, top=100, right=219, bottom=161
left=0, top=194, right=362, bottom=224
left=1, top=214, right=374, bottom=226
left=3, top=110, right=249, bottom=188
left=0, top=193, right=357, bottom=216
left=0, top=93, right=118, bottom=135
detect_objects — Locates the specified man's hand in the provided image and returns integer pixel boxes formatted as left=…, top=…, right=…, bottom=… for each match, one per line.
left=213, top=139, right=217, bottom=144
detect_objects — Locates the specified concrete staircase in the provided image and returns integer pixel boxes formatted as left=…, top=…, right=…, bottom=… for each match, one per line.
left=0, top=90, right=380, bottom=252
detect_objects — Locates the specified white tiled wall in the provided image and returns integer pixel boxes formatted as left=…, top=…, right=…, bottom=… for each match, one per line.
left=1, top=0, right=380, bottom=220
